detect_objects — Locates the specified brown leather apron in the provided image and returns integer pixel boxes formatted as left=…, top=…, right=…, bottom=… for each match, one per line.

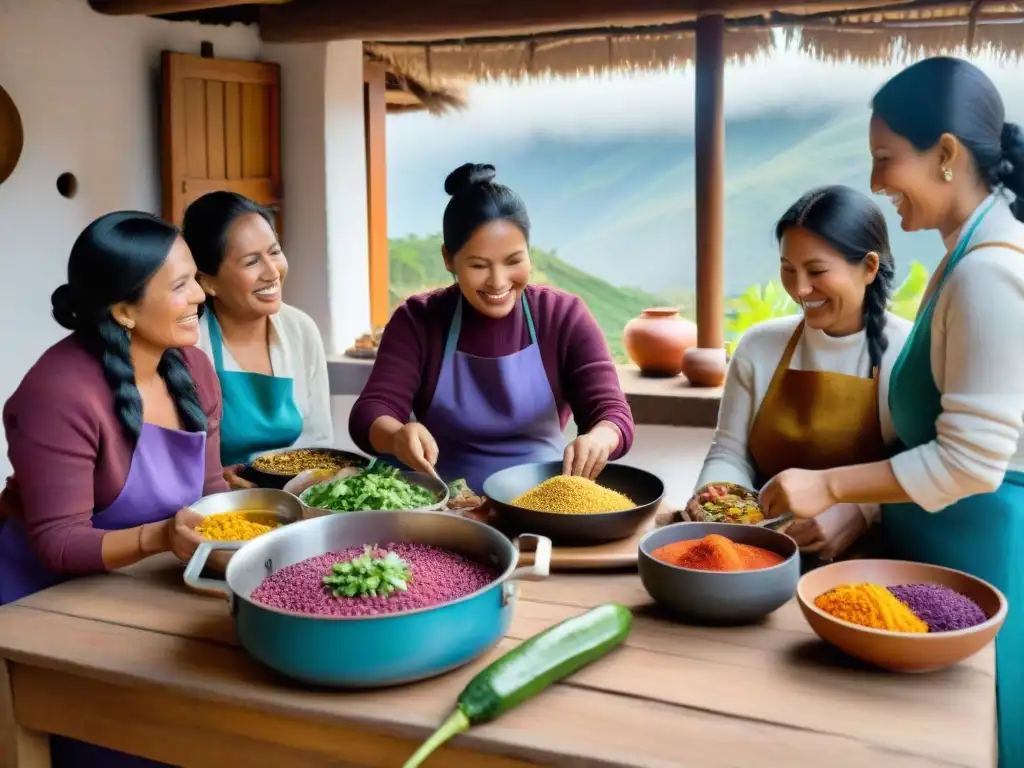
left=748, top=320, right=889, bottom=487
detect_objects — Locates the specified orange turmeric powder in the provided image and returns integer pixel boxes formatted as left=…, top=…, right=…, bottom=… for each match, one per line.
left=651, top=534, right=784, bottom=572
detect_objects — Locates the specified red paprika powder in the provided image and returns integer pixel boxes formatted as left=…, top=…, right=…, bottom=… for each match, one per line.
left=652, top=533, right=784, bottom=572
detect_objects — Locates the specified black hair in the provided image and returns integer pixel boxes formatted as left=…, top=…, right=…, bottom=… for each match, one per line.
left=774, top=185, right=896, bottom=372
left=51, top=211, right=207, bottom=445
left=441, top=163, right=531, bottom=254
left=872, top=56, right=1024, bottom=221
left=181, top=190, right=276, bottom=276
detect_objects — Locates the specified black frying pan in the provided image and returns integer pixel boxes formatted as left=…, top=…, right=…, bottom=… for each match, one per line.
left=483, top=461, right=665, bottom=546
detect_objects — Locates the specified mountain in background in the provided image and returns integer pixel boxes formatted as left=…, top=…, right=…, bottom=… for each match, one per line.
left=386, top=105, right=946, bottom=302
left=389, top=234, right=669, bottom=362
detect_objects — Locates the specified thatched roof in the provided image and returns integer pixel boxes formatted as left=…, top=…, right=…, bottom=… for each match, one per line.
left=368, top=2, right=1024, bottom=82
left=783, top=2, right=1024, bottom=64
left=368, top=53, right=469, bottom=114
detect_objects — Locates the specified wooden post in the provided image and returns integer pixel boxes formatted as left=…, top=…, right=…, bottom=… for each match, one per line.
left=694, top=14, right=725, bottom=352
left=364, top=61, right=390, bottom=329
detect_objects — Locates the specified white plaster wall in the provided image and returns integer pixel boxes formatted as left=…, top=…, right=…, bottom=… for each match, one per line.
left=264, top=39, right=369, bottom=356
left=0, top=0, right=262, bottom=471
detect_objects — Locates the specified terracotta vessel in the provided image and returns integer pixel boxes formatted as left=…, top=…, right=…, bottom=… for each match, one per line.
left=682, top=347, right=727, bottom=387
left=622, top=308, right=697, bottom=377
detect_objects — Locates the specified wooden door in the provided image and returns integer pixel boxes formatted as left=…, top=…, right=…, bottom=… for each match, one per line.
left=161, top=52, right=282, bottom=232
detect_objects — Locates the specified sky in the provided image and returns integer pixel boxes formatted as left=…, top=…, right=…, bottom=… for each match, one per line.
left=387, top=32, right=1024, bottom=151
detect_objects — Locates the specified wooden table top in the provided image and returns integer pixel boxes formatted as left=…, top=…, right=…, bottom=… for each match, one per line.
left=0, top=555, right=996, bottom=767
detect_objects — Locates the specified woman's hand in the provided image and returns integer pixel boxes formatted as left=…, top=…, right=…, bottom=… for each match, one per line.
left=223, top=464, right=256, bottom=489
left=783, top=503, right=867, bottom=561
left=563, top=422, right=620, bottom=479
left=168, top=507, right=205, bottom=564
left=759, top=468, right=837, bottom=520
left=389, top=422, right=440, bottom=476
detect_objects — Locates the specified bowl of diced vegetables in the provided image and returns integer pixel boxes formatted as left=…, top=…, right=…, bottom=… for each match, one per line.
left=284, top=461, right=450, bottom=518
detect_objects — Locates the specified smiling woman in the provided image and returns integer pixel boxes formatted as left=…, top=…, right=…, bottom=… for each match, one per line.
left=349, top=162, right=635, bottom=492
left=183, top=192, right=332, bottom=487
left=0, top=210, right=229, bottom=766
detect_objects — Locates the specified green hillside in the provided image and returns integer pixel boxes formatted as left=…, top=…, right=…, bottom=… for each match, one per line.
left=388, top=233, right=686, bottom=362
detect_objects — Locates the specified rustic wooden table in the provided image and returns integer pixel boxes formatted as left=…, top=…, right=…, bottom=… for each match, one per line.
left=0, top=554, right=996, bottom=768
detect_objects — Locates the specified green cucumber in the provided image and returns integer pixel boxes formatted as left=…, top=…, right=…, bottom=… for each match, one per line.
left=402, top=603, right=632, bottom=768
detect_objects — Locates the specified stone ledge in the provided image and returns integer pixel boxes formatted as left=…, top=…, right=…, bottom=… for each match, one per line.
left=327, top=357, right=722, bottom=428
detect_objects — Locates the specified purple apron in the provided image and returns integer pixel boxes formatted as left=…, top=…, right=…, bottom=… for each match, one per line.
left=0, top=422, right=207, bottom=767
left=421, top=294, right=565, bottom=492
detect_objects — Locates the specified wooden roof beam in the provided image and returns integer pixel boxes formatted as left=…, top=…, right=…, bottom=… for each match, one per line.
left=259, top=0, right=911, bottom=43
left=88, top=0, right=292, bottom=15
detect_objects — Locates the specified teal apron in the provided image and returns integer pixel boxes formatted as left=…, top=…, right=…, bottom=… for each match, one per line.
left=883, top=196, right=1024, bottom=767
left=207, top=312, right=304, bottom=467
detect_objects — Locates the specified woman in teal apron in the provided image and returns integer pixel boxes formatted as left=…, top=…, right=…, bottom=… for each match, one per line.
left=759, top=57, right=1024, bottom=767
left=183, top=192, right=333, bottom=485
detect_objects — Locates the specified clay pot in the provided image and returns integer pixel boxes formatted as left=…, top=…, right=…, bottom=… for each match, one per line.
left=682, top=347, right=728, bottom=387
left=623, top=308, right=697, bottom=377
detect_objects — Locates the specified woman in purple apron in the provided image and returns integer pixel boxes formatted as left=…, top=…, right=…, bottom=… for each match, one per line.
left=0, top=211, right=230, bottom=766
left=349, top=163, right=635, bottom=493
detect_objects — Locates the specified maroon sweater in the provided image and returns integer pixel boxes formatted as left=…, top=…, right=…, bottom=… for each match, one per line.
left=349, top=284, right=635, bottom=460
left=1, top=336, right=228, bottom=574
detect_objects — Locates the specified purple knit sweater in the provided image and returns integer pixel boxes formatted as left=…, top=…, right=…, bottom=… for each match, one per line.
left=349, top=284, right=635, bottom=459
left=2, top=336, right=228, bottom=574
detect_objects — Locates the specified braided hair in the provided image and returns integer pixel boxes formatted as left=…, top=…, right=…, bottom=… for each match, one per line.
left=774, top=185, right=896, bottom=372
left=51, top=211, right=207, bottom=445
left=872, top=56, right=1024, bottom=222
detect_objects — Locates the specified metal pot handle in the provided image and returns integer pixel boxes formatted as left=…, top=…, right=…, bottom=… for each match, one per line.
left=503, top=534, right=552, bottom=605
left=183, top=540, right=244, bottom=600
left=511, top=533, right=552, bottom=581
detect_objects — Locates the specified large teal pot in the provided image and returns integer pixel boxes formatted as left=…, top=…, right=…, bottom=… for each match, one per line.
left=183, top=510, right=551, bottom=688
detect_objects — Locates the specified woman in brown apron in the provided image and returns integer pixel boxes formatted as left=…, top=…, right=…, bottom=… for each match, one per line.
left=663, top=185, right=911, bottom=561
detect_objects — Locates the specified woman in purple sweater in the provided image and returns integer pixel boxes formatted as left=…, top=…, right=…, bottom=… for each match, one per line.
left=0, top=212, right=228, bottom=764
left=349, top=163, right=634, bottom=492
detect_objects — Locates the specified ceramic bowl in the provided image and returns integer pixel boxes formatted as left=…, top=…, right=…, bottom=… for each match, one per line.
left=797, top=559, right=1007, bottom=673
left=246, top=447, right=370, bottom=489
left=638, top=521, right=799, bottom=624
left=483, top=461, right=665, bottom=546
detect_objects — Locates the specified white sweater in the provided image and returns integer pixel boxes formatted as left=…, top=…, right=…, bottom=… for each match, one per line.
left=195, top=303, right=333, bottom=451
left=696, top=313, right=913, bottom=510
left=888, top=193, right=1024, bottom=512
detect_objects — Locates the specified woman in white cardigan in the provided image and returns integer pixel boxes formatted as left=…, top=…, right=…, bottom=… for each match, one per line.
left=759, top=58, right=1024, bottom=767
left=670, top=185, right=912, bottom=560
left=183, top=192, right=333, bottom=488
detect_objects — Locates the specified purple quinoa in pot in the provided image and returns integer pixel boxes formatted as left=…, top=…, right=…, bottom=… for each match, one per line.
left=888, top=583, right=988, bottom=632
left=250, top=541, right=498, bottom=617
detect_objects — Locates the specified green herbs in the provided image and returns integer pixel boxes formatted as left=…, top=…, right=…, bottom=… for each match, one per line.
left=300, top=462, right=437, bottom=513
left=323, top=545, right=412, bottom=599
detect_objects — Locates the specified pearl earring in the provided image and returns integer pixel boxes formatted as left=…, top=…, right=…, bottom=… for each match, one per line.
left=942, top=167, right=953, bottom=182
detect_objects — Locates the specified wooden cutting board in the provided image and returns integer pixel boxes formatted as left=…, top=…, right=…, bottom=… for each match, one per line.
left=456, top=502, right=661, bottom=571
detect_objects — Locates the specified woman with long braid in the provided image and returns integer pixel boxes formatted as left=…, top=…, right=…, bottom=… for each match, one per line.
left=660, top=186, right=911, bottom=562
left=760, top=58, right=1024, bottom=766
left=0, top=212, right=226, bottom=600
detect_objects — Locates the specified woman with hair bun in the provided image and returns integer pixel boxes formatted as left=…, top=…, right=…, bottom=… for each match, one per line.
left=759, top=57, right=1024, bottom=765
left=667, top=185, right=911, bottom=561
left=0, top=211, right=227, bottom=763
left=349, top=163, right=634, bottom=492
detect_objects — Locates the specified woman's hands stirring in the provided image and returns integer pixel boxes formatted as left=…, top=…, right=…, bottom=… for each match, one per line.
left=563, top=421, right=621, bottom=480
left=389, top=422, right=440, bottom=477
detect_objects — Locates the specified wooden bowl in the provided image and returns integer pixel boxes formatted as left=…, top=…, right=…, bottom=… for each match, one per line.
left=797, top=559, right=1007, bottom=673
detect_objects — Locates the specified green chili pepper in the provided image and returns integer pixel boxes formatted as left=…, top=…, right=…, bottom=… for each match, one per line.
left=402, top=603, right=632, bottom=768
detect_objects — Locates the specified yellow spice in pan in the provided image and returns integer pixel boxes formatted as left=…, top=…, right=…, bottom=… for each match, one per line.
left=511, top=476, right=635, bottom=514
left=195, top=511, right=282, bottom=541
